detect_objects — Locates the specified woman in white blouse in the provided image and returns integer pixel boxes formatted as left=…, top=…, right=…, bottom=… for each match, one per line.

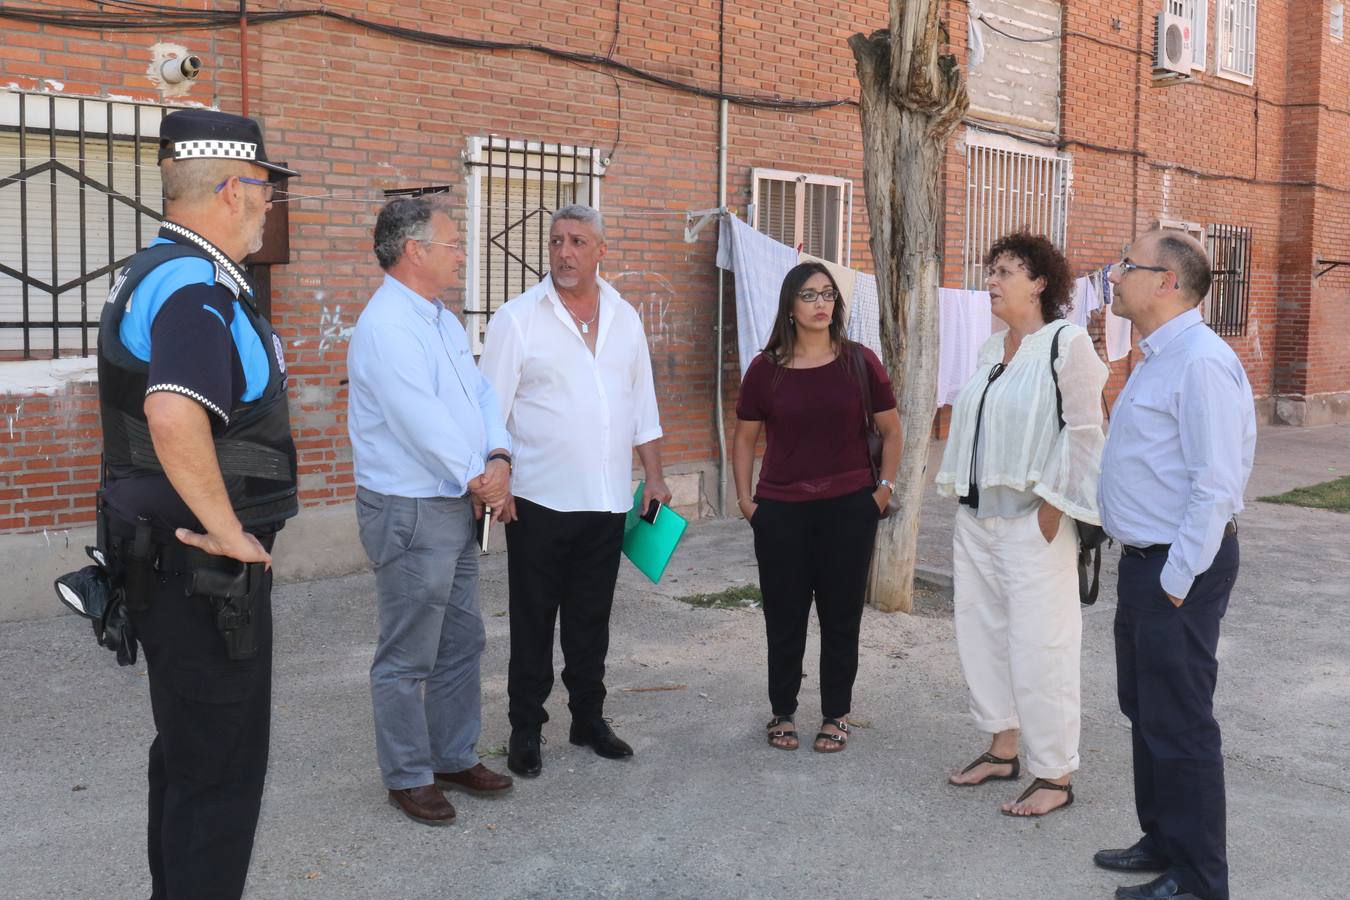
left=936, top=231, right=1108, bottom=817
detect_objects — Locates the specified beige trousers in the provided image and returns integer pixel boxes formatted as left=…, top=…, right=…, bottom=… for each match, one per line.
left=952, top=504, right=1082, bottom=778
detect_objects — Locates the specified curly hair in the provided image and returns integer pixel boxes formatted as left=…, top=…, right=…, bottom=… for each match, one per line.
left=984, top=231, right=1073, bottom=322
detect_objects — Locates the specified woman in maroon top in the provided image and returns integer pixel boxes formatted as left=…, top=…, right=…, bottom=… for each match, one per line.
left=732, top=262, right=902, bottom=753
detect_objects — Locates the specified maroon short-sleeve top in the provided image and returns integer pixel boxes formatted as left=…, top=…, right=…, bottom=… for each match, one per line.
left=736, top=345, right=897, bottom=502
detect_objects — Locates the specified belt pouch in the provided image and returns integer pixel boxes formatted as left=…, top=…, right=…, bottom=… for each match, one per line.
left=121, top=516, right=156, bottom=612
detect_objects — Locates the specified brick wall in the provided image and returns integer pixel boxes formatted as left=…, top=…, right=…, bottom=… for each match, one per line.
left=2, top=0, right=1349, bottom=536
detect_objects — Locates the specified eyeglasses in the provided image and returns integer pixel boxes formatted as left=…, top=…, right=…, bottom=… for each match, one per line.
left=419, top=239, right=464, bottom=252
left=214, top=175, right=274, bottom=199
left=985, top=264, right=1029, bottom=281
left=795, top=288, right=840, bottom=304
left=1115, top=259, right=1169, bottom=275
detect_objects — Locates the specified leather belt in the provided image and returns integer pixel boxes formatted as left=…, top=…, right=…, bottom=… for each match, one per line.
left=104, top=515, right=275, bottom=574
left=1122, top=519, right=1237, bottom=558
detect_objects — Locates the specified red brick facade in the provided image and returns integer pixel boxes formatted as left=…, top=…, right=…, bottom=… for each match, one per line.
left=1, top=0, right=1347, bottom=535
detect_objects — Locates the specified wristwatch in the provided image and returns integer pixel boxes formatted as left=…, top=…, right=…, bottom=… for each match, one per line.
left=487, top=451, right=513, bottom=471
left=878, top=479, right=895, bottom=492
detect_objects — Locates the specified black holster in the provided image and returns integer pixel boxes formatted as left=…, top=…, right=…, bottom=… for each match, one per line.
left=188, top=562, right=264, bottom=661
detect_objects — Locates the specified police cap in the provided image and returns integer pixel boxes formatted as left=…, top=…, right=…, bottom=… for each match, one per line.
left=158, top=108, right=300, bottom=181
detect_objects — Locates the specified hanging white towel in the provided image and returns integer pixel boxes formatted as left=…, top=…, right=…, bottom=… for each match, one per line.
left=1067, top=275, right=1101, bottom=328
left=968, top=9, right=987, bottom=70
left=1102, top=268, right=1132, bottom=361
left=717, top=215, right=799, bottom=375
left=937, top=287, right=994, bottom=409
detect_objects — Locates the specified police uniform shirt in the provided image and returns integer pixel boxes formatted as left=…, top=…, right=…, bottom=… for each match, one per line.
left=102, top=226, right=274, bottom=531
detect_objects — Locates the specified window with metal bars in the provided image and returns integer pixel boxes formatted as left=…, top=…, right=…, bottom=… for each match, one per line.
left=1205, top=223, right=1252, bottom=336
left=749, top=168, right=852, bottom=265
left=0, top=91, right=168, bottom=359
left=962, top=133, right=1070, bottom=289
left=1216, top=0, right=1257, bottom=80
left=463, top=136, right=604, bottom=351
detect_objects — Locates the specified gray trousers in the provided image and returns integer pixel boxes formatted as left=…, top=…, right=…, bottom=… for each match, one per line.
left=356, top=487, right=485, bottom=789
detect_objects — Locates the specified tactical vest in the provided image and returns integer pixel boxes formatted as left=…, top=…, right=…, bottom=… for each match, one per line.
left=98, top=240, right=299, bottom=530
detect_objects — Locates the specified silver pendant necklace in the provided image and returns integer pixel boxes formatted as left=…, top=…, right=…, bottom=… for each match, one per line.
left=561, top=297, right=599, bottom=334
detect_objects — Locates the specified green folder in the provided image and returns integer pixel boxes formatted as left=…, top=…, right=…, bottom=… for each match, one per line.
left=622, top=481, right=688, bottom=583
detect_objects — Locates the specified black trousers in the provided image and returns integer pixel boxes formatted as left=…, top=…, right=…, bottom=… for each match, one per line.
left=505, top=497, right=627, bottom=729
left=751, top=487, right=880, bottom=720
left=128, top=560, right=274, bottom=900
left=1114, top=533, right=1238, bottom=900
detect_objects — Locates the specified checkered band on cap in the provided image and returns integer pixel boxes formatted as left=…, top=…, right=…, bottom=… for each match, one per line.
left=172, top=140, right=258, bottom=161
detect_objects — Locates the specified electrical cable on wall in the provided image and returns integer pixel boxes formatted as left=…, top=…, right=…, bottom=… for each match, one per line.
left=0, top=2, right=858, bottom=112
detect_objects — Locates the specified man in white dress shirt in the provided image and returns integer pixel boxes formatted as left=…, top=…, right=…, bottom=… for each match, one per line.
left=1093, top=229, right=1256, bottom=900
left=479, top=204, right=671, bottom=777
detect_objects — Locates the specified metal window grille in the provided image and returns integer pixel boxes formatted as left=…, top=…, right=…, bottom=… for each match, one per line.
left=963, top=136, right=1070, bottom=289
left=0, top=91, right=167, bottom=359
left=750, top=168, right=852, bottom=265
left=464, top=136, right=603, bottom=351
left=1205, top=223, right=1252, bottom=336
left=1217, top=0, right=1257, bottom=78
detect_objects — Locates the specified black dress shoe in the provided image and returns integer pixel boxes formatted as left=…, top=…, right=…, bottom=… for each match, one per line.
left=569, top=718, right=634, bottom=759
left=507, top=729, right=543, bottom=778
left=1094, top=840, right=1169, bottom=872
left=1114, top=874, right=1197, bottom=899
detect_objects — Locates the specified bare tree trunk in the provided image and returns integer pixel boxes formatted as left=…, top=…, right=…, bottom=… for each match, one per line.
left=849, top=3, right=967, bottom=613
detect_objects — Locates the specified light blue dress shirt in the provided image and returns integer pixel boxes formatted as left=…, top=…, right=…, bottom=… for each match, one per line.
left=1098, top=307, right=1256, bottom=598
left=347, top=274, right=511, bottom=498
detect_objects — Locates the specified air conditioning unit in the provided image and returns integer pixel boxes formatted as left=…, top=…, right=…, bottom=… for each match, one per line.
left=1153, top=0, right=1193, bottom=78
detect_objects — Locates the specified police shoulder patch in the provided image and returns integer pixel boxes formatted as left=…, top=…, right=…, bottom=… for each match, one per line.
left=214, top=263, right=242, bottom=299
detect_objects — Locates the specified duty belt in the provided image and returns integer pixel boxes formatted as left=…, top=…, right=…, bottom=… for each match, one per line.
left=1121, top=519, right=1237, bottom=558
left=103, top=515, right=275, bottom=575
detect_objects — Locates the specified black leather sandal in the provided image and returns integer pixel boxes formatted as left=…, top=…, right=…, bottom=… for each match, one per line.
left=813, top=717, right=850, bottom=753
left=1000, top=777, right=1074, bottom=817
left=950, top=751, right=1021, bottom=786
left=765, top=716, right=799, bottom=750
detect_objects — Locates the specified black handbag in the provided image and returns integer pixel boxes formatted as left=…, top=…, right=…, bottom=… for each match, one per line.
left=848, top=344, right=894, bottom=517
left=1050, top=326, right=1110, bottom=606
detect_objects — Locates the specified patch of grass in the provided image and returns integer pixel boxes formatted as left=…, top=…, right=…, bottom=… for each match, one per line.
left=479, top=743, right=508, bottom=758
left=1257, top=476, right=1350, bottom=513
left=675, top=584, right=762, bottom=609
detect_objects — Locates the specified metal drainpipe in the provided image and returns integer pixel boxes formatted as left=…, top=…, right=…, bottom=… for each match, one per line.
left=715, top=97, right=729, bottom=517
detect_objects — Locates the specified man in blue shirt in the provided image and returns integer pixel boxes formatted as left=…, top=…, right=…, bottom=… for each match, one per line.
left=1095, top=230, right=1256, bottom=900
left=347, top=195, right=515, bottom=825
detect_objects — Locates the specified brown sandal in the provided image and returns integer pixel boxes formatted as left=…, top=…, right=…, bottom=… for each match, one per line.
left=999, top=777, right=1074, bottom=817
left=766, top=716, right=799, bottom=751
left=813, top=718, right=850, bottom=753
left=949, top=751, right=1021, bottom=786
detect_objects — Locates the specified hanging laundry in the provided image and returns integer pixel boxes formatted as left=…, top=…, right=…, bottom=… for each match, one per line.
left=1101, top=266, right=1132, bottom=362
left=716, top=215, right=798, bottom=375
left=847, top=273, right=883, bottom=360
left=937, top=287, right=993, bottom=409
left=1067, top=275, right=1101, bottom=328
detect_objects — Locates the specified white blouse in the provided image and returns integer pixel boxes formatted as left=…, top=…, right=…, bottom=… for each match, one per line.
left=936, top=321, right=1109, bottom=523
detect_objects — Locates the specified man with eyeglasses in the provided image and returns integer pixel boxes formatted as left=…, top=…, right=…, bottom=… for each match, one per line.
left=347, top=194, right=516, bottom=826
left=1095, top=229, right=1256, bottom=900
left=479, top=204, right=670, bottom=778
left=94, top=108, right=300, bottom=899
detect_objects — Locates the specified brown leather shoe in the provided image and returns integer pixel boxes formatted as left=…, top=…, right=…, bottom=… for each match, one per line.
left=434, top=762, right=514, bottom=796
left=387, top=785, right=456, bottom=825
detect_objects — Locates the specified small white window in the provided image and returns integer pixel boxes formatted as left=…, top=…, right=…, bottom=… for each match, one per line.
left=1183, top=0, right=1208, bottom=70
left=1332, top=3, right=1344, bottom=41
left=749, top=168, right=852, bottom=266
left=463, top=136, right=604, bottom=351
left=962, top=130, right=1071, bottom=289
left=0, top=91, right=167, bottom=359
left=1216, top=0, right=1257, bottom=81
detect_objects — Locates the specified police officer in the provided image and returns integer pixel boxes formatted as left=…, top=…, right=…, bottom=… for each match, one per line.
left=97, top=109, right=300, bottom=900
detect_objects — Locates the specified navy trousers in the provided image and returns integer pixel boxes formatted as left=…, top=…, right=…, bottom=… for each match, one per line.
left=1114, top=532, right=1238, bottom=900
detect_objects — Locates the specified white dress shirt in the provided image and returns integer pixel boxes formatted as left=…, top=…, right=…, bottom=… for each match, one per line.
left=936, top=322, right=1109, bottom=523
left=347, top=274, right=511, bottom=498
left=478, top=274, right=663, bottom=514
left=1098, top=308, right=1256, bottom=598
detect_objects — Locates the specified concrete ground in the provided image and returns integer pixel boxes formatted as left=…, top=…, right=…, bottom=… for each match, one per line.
left=2, top=423, right=1347, bottom=899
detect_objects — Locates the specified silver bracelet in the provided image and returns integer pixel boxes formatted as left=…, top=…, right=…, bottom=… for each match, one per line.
left=878, top=479, right=895, bottom=491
